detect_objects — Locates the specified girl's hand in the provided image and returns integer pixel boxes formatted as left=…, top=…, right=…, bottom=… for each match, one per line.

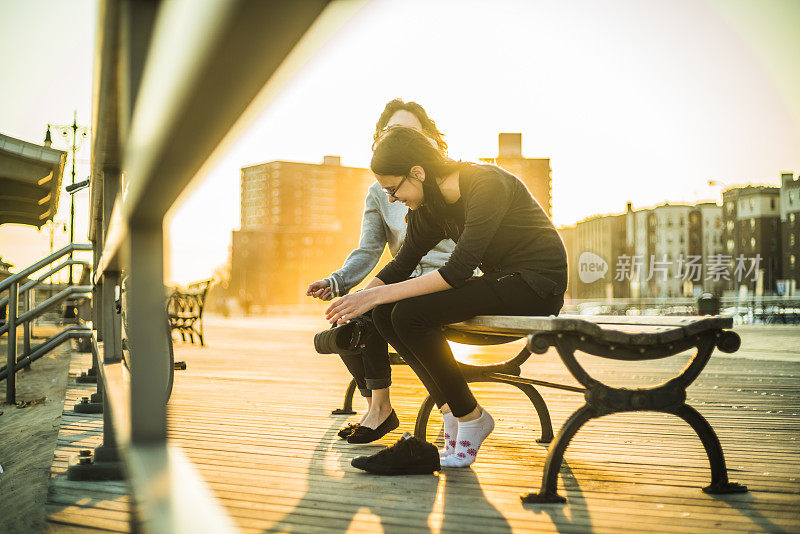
left=306, top=279, right=333, bottom=301
left=326, top=288, right=380, bottom=325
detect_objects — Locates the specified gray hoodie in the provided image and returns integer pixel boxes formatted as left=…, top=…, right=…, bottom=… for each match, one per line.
left=326, top=181, right=455, bottom=297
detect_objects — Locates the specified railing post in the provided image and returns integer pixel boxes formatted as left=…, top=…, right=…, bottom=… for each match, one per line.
left=94, top=260, right=103, bottom=341
left=22, top=287, right=31, bottom=369
left=100, top=164, right=123, bottom=452
left=6, top=283, right=18, bottom=404
left=97, top=271, right=122, bottom=456
left=102, top=166, right=121, bottom=366
left=127, top=223, right=169, bottom=443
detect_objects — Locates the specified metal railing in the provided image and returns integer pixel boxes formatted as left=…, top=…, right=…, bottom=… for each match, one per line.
left=563, top=296, right=800, bottom=323
left=85, top=1, right=366, bottom=531
left=1, top=243, right=93, bottom=403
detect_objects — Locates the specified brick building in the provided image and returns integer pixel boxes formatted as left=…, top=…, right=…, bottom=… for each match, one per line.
left=556, top=225, right=577, bottom=299
left=721, top=185, right=782, bottom=295
left=572, top=212, right=629, bottom=299
left=779, top=172, right=800, bottom=294
left=230, top=157, right=373, bottom=307
left=567, top=201, right=723, bottom=299
left=481, top=133, right=552, bottom=217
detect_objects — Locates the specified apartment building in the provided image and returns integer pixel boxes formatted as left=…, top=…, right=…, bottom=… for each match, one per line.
left=779, top=172, right=800, bottom=294
left=481, top=133, right=552, bottom=217
left=231, top=157, right=373, bottom=306
left=721, top=185, right=782, bottom=294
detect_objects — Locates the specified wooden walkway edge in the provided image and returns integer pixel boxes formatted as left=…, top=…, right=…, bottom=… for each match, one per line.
left=45, top=352, right=131, bottom=533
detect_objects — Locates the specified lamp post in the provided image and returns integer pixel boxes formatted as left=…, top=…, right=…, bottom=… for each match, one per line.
left=45, top=110, right=90, bottom=284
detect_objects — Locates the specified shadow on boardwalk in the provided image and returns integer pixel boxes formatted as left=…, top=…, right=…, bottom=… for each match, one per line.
left=264, top=417, right=511, bottom=533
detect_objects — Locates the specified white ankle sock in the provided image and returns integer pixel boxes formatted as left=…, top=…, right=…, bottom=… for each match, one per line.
left=440, top=409, right=495, bottom=468
left=439, top=411, right=458, bottom=458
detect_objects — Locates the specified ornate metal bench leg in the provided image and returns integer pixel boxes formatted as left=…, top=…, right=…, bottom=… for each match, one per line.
left=671, top=404, right=748, bottom=494
left=511, top=383, right=554, bottom=443
left=521, top=405, right=595, bottom=504
left=414, top=394, right=436, bottom=441
left=331, top=378, right=357, bottom=415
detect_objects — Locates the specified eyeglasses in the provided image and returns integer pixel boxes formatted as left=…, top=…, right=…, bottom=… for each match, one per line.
left=382, top=174, right=410, bottom=201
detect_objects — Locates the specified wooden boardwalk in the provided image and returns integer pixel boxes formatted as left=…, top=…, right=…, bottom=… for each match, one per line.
left=45, top=352, right=132, bottom=532
left=47, top=316, right=800, bottom=532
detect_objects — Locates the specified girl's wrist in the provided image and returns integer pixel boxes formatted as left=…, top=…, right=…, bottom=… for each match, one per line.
left=370, top=285, right=387, bottom=306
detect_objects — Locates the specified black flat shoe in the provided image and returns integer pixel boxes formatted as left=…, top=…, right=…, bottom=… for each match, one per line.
left=347, top=410, right=399, bottom=444
left=351, top=432, right=440, bottom=475
left=338, top=423, right=360, bottom=439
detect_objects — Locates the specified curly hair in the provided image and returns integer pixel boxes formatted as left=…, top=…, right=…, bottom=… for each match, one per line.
left=373, top=98, right=447, bottom=153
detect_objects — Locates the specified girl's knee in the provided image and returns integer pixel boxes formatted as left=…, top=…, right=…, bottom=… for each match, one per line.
left=389, top=300, right=424, bottom=334
left=371, top=303, right=395, bottom=336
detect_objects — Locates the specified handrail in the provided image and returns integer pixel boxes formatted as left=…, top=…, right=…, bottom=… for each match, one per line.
left=0, top=243, right=92, bottom=292
left=567, top=296, right=800, bottom=305
left=0, top=325, right=91, bottom=380
left=0, top=259, right=91, bottom=309
left=0, top=285, right=92, bottom=337
left=17, top=285, right=92, bottom=326
left=93, top=0, right=346, bottom=282
left=21, top=260, right=92, bottom=294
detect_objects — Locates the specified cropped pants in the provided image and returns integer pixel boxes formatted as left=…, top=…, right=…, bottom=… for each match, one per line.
left=337, top=310, right=391, bottom=397
left=372, top=273, right=563, bottom=417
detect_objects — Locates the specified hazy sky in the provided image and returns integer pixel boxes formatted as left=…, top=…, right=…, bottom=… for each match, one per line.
left=1, top=0, right=798, bottom=284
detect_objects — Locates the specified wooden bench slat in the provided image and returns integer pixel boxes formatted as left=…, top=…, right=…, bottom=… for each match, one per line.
left=448, top=315, right=732, bottom=346
left=559, top=314, right=733, bottom=328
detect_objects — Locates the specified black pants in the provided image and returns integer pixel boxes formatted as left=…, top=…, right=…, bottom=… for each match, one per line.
left=372, top=273, right=563, bottom=417
left=337, top=310, right=391, bottom=397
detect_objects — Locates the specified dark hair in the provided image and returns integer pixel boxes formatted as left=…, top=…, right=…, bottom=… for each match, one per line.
left=370, top=126, right=459, bottom=215
left=374, top=98, right=447, bottom=153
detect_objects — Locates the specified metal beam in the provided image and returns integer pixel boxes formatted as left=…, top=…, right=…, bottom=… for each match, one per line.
left=96, top=0, right=337, bottom=278
left=89, top=0, right=121, bottom=241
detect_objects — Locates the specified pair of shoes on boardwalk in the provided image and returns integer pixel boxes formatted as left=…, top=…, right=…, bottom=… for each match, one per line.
left=350, top=409, right=495, bottom=475
left=346, top=410, right=399, bottom=443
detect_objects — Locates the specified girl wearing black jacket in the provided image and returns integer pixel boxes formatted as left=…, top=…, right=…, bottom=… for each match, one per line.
left=326, top=126, right=567, bottom=468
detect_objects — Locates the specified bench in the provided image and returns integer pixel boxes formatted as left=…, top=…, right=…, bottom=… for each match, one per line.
left=167, top=279, right=211, bottom=346
left=334, top=314, right=748, bottom=503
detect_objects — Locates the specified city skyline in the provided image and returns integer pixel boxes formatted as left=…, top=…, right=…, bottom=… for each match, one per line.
left=1, top=0, right=798, bottom=284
